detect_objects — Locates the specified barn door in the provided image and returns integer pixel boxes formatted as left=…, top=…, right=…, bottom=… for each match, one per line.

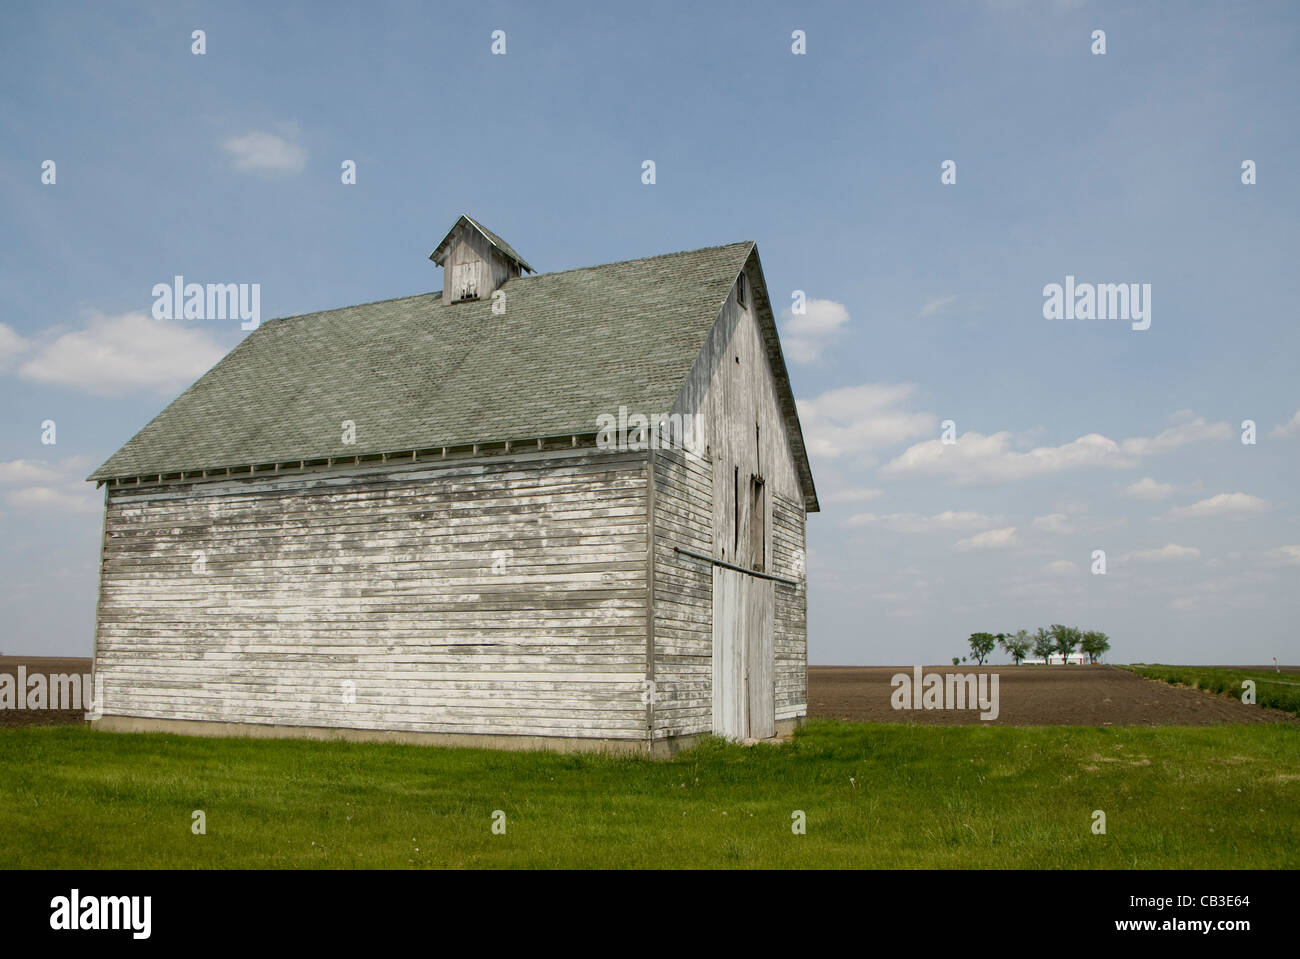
left=453, top=260, right=478, bottom=300
left=711, top=396, right=775, bottom=738
left=745, top=578, right=775, bottom=739
left=712, top=568, right=775, bottom=740
left=712, top=567, right=746, bottom=739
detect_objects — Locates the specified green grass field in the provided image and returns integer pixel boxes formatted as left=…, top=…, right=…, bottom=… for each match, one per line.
left=1123, top=665, right=1300, bottom=716
left=3, top=720, right=1297, bottom=868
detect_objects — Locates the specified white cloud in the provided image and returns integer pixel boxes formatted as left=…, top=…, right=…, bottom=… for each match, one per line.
left=780, top=298, right=850, bottom=364
left=826, top=487, right=884, bottom=504
left=1121, top=476, right=1177, bottom=500
left=0, top=323, right=30, bottom=368
left=4, top=486, right=98, bottom=514
left=221, top=125, right=307, bottom=175
left=0, top=460, right=64, bottom=484
left=18, top=311, right=228, bottom=396
left=1124, top=543, right=1201, bottom=562
left=1270, top=410, right=1300, bottom=438
left=1165, top=493, right=1269, bottom=519
left=847, top=509, right=995, bottom=533
left=1119, top=415, right=1231, bottom=455
left=0, top=457, right=102, bottom=514
left=918, top=295, right=956, bottom=318
left=1263, top=545, right=1300, bottom=566
left=1032, top=513, right=1075, bottom=534
left=955, top=526, right=1018, bottom=550
left=1045, top=559, right=1078, bottom=575
left=882, top=430, right=1131, bottom=483
left=881, top=412, right=1234, bottom=485
left=797, top=383, right=935, bottom=460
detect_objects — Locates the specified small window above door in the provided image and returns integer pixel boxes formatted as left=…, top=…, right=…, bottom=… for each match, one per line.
left=748, top=475, right=766, bottom=572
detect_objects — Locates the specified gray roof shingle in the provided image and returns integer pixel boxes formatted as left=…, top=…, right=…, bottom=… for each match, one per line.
left=89, top=241, right=761, bottom=483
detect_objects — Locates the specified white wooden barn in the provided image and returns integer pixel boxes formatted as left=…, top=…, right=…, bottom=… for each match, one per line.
left=88, top=215, right=819, bottom=755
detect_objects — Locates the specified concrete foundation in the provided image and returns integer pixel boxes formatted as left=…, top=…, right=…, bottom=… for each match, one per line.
left=91, top=714, right=806, bottom=759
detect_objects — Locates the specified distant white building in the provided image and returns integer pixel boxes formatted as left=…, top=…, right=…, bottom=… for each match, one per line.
left=1048, top=652, right=1091, bottom=665
left=1020, top=653, right=1092, bottom=665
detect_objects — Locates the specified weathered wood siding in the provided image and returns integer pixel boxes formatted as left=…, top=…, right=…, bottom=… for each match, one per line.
left=440, top=223, right=518, bottom=305
left=673, top=258, right=806, bottom=543
left=772, top=491, right=807, bottom=720
left=711, top=567, right=776, bottom=739
left=649, top=448, right=713, bottom=739
left=93, top=451, right=651, bottom=740
left=657, top=257, right=810, bottom=736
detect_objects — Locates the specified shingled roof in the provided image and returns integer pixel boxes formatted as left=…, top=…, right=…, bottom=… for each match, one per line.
left=89, top=240, right=818, bottom=509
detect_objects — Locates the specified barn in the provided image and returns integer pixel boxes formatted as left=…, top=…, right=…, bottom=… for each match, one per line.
left=87, top=215, right=819, bottom=756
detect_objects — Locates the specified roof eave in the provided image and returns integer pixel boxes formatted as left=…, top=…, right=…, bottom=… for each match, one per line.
left=86, top=430, right=613, bottom=488
left=742, top=245, right=820, bottom=513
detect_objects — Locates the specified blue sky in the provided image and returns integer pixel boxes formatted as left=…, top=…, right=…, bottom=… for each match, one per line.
left=1, top=1, right=1297, bottom=664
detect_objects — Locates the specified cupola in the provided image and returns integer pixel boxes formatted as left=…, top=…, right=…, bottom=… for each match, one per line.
left=429, top=214, right=534, bottom=305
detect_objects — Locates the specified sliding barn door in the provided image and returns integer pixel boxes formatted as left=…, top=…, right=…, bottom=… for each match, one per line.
left=713, top=567, right=745, bottom=739
left=746, top=577, right=775, bottom=739
left=712, top=566, right=775, bottom=740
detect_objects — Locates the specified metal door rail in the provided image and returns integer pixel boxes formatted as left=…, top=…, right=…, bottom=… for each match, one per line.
left=673, top=546, right=799, bottom=586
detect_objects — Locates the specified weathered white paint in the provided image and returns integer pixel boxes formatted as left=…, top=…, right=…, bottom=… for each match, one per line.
left=772, top=492, right=808, bottom=720
left=649, top=448, right=714, bottom=740
left=94, top=450, right=652, bottom=740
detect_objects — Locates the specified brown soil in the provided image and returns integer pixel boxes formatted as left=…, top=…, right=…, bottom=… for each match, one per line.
left=4, top=658, right=1294, bottom=730
left=808, top=664, right=1299, bottom=726
left=0, top=656, right=93, bottom=728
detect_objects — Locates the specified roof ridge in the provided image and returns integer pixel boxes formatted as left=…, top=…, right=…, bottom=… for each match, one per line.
left=265, top=290, right=440, bottom=325
left=266, top=241, right=753, bottom=325
left=512, top=239, right=753, bottom=283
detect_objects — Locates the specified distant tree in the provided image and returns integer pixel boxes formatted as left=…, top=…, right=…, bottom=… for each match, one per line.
left=1081, top=630, right=1111, bottom=663
left=1000, top=629, right=1033, bottom=665
left=1051, top=624, right=1082, bottom=663
left=968, top=632, right=997, bottom=666
left=1032, top=627, right=1055, bottom=662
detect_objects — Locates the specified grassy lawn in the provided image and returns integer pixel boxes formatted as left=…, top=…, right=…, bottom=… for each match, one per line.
left=2, top=720, right=1296, bottom=868
left=1123, top=664, right=1300, bottom=716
